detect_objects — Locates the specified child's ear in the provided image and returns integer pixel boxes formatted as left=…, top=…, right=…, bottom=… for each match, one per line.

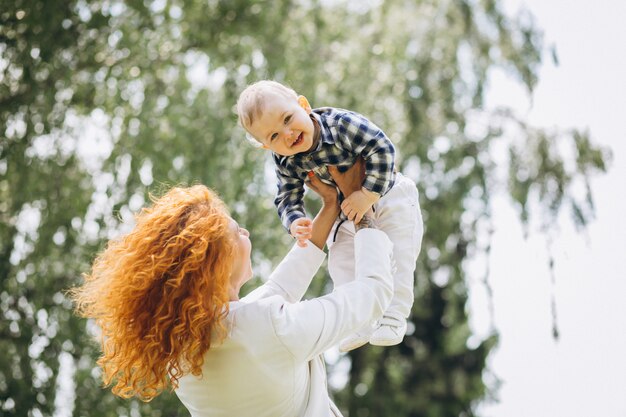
left=261, top=144, right=269, bottom=150
left=298, top=95, right=312, bottom=114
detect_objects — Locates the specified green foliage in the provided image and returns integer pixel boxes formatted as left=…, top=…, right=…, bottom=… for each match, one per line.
left=0, top=0, right=609, bottom=416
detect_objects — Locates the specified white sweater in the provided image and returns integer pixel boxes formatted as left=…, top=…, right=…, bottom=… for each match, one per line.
left=175, top=229, right=393, bottom=417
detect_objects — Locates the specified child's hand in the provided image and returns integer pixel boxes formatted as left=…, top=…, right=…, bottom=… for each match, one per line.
left=341, top=188, right=380, bottom=224
left=290, top=217, right=313, bottom=247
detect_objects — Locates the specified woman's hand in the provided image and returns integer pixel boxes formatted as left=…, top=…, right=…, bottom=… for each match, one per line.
left=305, top=171, right=338, bottom=206
left=328, top=157, right=366, bottom=198
left=329, top=157, right=374, bottom=224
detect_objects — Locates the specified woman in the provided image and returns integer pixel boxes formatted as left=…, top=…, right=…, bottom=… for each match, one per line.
left=71, top=164, right=394, bottom=417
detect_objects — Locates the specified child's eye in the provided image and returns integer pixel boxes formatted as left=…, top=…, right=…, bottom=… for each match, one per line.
left=284, top=114, right=292, bottom=124
left=270, top=133, right=278, bottom=141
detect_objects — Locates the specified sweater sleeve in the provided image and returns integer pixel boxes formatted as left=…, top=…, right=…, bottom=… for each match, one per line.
left=269, top=229, right=394, bottom=362
left=241, top=241, right=326, bottom=304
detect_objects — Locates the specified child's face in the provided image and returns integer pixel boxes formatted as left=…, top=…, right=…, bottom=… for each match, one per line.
left=247, top=93, right=316, bottom=156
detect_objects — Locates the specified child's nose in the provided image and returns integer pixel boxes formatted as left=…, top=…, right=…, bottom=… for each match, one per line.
left=282, top=127, right=293, bottom=139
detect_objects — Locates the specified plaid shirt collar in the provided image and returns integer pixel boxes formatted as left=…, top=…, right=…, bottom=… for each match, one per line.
left=311, top=110, right=337, bottom=148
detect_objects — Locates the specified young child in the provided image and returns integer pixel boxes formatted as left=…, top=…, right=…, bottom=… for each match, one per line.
left=236, top=80, right=423, bottom=351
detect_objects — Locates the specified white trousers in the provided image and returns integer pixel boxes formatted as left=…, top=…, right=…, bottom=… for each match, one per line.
left=327, top=173, right=424, bottom=319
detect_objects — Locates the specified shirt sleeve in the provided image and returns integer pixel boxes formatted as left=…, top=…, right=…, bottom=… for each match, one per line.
left=273, top=158, right=306, bottom=232
left=334, top=112, right=396, bottom=196
left=269, top=229, right=394, bottom=362
left=241, top=242, right=326, bottom=304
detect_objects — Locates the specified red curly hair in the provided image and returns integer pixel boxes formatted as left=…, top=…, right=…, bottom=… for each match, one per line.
left=71, top=185, right=236, bottom=401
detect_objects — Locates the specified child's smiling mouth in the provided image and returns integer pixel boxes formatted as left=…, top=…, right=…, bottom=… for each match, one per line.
left=291, top=133, right=304, bottom=147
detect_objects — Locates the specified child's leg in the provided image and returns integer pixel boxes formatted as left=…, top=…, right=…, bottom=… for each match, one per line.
left=370, top=173, right=423, bottom=345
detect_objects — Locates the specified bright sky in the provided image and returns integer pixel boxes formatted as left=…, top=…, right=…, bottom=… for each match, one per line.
left=471, top=0, right=626, bottom=416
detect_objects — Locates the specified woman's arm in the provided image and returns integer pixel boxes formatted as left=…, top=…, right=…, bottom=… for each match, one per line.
left=306, top=173, right=340, bottom=250
left=241, top=242, right=326, bottom=304
left=270, top=228, right=393, bottom=361
left=266, top=159, right=391, bottom=359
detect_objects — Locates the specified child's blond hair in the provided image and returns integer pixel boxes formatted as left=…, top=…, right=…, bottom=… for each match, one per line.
left=236, top=80, right=298, bottom=132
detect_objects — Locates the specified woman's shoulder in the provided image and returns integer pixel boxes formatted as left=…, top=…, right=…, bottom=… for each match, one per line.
left=229, top=295, right=288, bottom=332
left=228, top=296, right=296, bottom=353
left=232, top=294, right=286, bottom=316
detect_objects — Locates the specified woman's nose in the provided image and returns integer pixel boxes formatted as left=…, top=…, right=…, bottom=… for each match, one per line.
left=241, top=228, right=250, bottom=237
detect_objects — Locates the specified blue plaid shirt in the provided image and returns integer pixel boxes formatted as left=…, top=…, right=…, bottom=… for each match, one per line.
left=272, top=107, right=396, bottom=231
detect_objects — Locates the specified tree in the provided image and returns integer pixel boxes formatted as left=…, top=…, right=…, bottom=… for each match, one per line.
left=0, top=0, right=608, bottom=416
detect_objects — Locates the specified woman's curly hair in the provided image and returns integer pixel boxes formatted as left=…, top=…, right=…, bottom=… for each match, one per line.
left=70, top=185, right=236, bottom=401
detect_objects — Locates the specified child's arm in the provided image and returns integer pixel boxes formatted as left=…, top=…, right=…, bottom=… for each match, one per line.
left=273, top=159, right=307, bottom=231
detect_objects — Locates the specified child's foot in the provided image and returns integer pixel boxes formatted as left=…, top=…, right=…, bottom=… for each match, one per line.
left=339, top=326, right=374, bottom=352
left=369, top=314, right=407, bottom=346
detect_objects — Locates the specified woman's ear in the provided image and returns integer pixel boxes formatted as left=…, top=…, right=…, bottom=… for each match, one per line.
left=298, top=95, right=312, bottom=114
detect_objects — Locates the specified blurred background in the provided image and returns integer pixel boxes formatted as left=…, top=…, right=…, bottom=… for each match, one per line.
left=0, top=0, right=620, bottom=416
left=471, top=0, right=626, bottom=416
